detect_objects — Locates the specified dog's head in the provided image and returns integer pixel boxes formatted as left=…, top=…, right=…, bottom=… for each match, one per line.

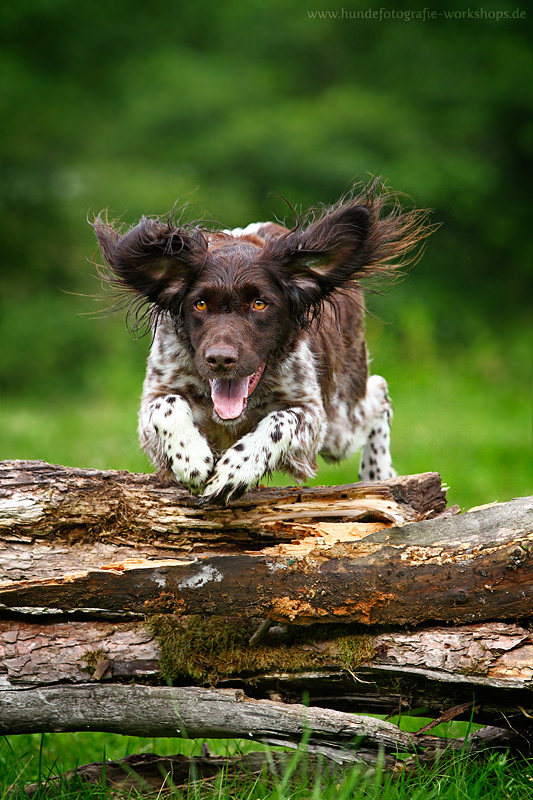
left=93, top=184, right=430, bottom=420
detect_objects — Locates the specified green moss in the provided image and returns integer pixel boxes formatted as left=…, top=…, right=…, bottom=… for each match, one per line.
left=148, top=615, right=376, bottom=686
left=333, top=633, right=376, bottom=670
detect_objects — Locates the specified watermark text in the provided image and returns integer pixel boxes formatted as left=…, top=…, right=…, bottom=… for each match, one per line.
left=307, top=7, right=527, bottom=22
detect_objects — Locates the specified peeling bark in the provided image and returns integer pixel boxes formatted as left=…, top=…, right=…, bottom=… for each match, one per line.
left=0, top=460, right=445, bottom=555
left=1, top=495, right=531, bottom=624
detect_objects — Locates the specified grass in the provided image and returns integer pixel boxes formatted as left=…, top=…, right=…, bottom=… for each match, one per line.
left=1, top=730, right=532, bottom=798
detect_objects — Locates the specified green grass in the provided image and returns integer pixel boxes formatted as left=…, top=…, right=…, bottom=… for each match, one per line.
left=2, top=731, right=532, bottom=798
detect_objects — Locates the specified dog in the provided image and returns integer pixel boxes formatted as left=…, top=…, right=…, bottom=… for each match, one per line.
left=93, top=182, right=429, bottom=504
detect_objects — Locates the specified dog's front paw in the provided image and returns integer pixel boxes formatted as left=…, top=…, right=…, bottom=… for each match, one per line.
left=151, top=395, right=216, bottom=495
left=201, top=446, right=264, bottom=504
left=170, top=443, right=215, bottom=495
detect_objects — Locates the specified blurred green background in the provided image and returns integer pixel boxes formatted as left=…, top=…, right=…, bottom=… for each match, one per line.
left=1, top=0, right=531, bottom=509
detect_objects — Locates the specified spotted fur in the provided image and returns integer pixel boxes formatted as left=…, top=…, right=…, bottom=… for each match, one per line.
left=93, top=182, right=430, bottom=503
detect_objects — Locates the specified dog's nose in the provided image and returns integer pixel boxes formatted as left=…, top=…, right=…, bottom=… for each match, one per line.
left=205, top=345, right=239, bottom=371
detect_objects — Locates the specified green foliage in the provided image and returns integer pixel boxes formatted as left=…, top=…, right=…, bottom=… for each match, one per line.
left=2, top=733, right=532, bottom=798
left=1, top=0, right=530, bottom=308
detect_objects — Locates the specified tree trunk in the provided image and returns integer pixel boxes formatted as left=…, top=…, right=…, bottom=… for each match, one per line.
left=0, top=463, right=530, bottom=625
left=0, top=618, right=531, bottom=731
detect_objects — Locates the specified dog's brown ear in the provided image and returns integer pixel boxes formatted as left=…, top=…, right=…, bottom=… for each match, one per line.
left=262, top=189, right=431, bottom=323
left=283, top=203, right=374, bottom=288
left=92, top=215, right=207, bottom=311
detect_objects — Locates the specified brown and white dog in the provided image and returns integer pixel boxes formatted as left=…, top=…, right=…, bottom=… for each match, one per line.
left=93, top=183, right=429, bottom=503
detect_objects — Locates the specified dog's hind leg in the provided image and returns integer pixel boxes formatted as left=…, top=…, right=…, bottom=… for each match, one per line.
left=358, top=375, right=396, bottom=481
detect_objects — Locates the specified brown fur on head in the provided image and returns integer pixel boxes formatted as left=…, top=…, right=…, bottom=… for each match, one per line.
left=257, top=179, right=432, bottom=326
left=92, top=179, right=432, bottom=338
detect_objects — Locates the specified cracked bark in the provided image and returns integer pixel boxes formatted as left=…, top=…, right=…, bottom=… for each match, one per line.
left=0, top=474, right=531, bottom=624
left=0, top=460, right=532, bottom=762
left=0, top=618, right=531, bottom=735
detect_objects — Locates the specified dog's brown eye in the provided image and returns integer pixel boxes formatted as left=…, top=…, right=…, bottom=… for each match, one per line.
left=195, top=299, right=207, bottom=311
left=252, top=299, right=267, bottom=310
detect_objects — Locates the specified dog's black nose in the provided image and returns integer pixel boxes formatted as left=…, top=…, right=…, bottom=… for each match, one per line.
left=205, top=345, right=238, bottom=370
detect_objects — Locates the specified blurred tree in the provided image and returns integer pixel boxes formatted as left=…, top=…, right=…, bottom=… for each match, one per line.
left=0, top=0, right=530, bottom=395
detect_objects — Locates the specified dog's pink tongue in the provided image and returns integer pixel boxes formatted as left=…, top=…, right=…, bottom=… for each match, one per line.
left=210, top=377, right=251, bottom=420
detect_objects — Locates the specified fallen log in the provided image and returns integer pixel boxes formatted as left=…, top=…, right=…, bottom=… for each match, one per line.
left=0, top=683, right=415, bottom=750
left=1, top=460, right=531, bottom=766
left=0, top=617, right=531, bottom=731
left=0, top=683, right=520, bottom=762
left=0, top=480, right=531, bottom=624
left=0, top=460, right=446, bottom=553
left=2, top=619, right=531, bottom=694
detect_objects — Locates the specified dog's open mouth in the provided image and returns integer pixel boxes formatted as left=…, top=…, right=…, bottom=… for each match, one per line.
left=209, top=363, right=266, bottom=420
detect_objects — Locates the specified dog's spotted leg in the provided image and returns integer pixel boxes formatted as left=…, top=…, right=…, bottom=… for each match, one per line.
left=359, top=375, right=396, bottom=482
left=148, top=395, right=215, bottom=494
left=201, top=405, right=324, bottom=504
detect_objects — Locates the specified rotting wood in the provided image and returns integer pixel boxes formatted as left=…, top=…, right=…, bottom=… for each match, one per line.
left=0, top=460, right=446, bottom=557
left=0, top=684, right=521, bottom=763
left=0, top=496, right=531, bottom=624
left=0, top=618, right=531, bottom=732
left=1, top=619, right=531, bottom=691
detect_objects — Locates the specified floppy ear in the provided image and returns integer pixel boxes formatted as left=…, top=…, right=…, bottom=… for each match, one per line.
left=92, top=215, right=207, bottom=311
left=276, top=204, right=373, bottom=304
left=261, top=189, right=431, bottom=323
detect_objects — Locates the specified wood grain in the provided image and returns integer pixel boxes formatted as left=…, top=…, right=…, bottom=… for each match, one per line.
left=1, top=496, right=531, bottom=624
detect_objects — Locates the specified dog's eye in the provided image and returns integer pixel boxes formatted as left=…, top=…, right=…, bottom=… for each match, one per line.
left=195, top=299, right=207, bottom=311
left=252, top=299, right=267, bottom=310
